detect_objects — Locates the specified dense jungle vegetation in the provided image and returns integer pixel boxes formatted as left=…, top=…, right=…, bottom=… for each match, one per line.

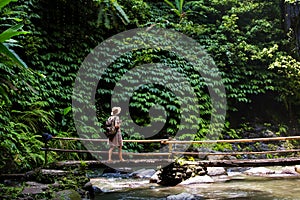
left=1, top=0, right=300, bottom=173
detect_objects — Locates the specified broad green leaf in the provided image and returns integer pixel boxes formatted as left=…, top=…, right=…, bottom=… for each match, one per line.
left=0, top=24, right=29, bottom=42
left=164, top=0, right=176, bottom=10
left=0, top=0, right=18, bottom=10
left=63, top=106, right=72, bottom=116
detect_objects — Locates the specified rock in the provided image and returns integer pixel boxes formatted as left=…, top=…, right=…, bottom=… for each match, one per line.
left=83, top=181, right=92, bottom=190
left=281, top=166, right=300, bottom=175
left=207, top=167, right=227, bottom=176
left=295, top=165, right=300, bottom=174
left=130, top=169, right=156, bottom=179
left=262, top=129, right=276, bottom=137
left=244, top=167, right=275, bottom=176
left=116, top=167, right=133, bottom=173
left=149, top=171, right=160, bottom=183
left=25, top=168, right=71, bottom=184
left=51, top=181, right=60, bottom=188
left=41, top=169, right=69, bottom=176
left=207, top=155, right=224, bottom=161
left=22, top=182, right=49, bottom=195
left=211, top=175, right=231, bottom=182
left=92, top=185, right=103, bottom=193
left=22, top=186, right=45, bottom=195
left=166, top=192, right=201, bottom=200
left=227, top=167, right=250, bottom=173
left=179, top=175, right=214, bottom=185
left=157, top=161, right=206, bottom=186
left=185, top=168, right=193, bottom=176
left=53, top=189, right=82, bottom=200
left=82, top=181, right=99, bottom=199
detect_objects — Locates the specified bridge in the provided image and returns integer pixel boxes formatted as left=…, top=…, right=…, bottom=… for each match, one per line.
left=42, top=135, right=300, bottom=169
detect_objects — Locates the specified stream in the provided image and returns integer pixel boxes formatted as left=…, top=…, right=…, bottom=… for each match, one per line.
left=89, top=169, right=300, bottom=200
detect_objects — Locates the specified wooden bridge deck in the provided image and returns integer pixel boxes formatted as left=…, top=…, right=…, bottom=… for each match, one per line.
left=52, top=157, right=300, bottom=170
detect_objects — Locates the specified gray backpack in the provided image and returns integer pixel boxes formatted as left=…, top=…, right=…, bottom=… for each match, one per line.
left=105, top=116, right=118, bottom=139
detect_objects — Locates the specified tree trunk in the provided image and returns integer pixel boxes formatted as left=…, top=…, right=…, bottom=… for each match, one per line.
left=283, top=1, right=300, bottom=56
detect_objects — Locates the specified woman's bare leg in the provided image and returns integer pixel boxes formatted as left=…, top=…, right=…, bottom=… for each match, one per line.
left=108, top=146, right=114, bottom=161
left=118, top=146, right=124, bottom=161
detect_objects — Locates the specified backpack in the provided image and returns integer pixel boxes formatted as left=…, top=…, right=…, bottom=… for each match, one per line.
left=104, top=116, right=118, bottom=139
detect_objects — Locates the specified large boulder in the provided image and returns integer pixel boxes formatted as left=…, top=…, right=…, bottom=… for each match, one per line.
left=130, top=168, right=156, bottom=179
left=157, top=161, right=207, bottom=186
left=207, top=167, right=227, bottom=176
left=295, top=165, right=300, bottom=174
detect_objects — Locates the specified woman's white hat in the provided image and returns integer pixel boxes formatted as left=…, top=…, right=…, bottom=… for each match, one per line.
left=111, top=107, right=121, bottom=115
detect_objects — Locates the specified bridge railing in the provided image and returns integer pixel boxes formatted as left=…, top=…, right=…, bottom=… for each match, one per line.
left=41, top=136, right=300, bottom=164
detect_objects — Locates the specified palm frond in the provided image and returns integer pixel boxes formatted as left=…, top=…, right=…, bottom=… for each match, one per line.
left=112, top=0, right=130, bottom=25
left=0, top=24, right=29, bottom=42
left=0, top=0, right=18, bottom=10
left=0, top=43, right=28, bottom=69
left=179, top=0, right=184, bottom=14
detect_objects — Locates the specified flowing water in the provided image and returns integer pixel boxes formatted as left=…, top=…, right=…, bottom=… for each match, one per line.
left=92, top=176, right=300, bottom=200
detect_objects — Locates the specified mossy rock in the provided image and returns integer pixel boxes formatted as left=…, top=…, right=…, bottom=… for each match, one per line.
left=52, top=189, right=81, bottom=200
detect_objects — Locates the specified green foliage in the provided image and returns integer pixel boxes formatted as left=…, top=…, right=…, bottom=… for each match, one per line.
left=123, top=132, right=144, bottom=152
left=91, top=41, right=221, bottom=144
left=0, top=101, right=54, bottom=172
left=0, top=183, right=23, bottom=199
left=0, top=0, right=17, bottom=9
left=277, top=124, right=288, bottom=136
left=164, top=0, right=185, bottom=21
left=285, top=0, right=300, bottom=3
left=269, top=55, right=300, bottom=106
left=223, top=121, right=240, bottom=139
left=213, top=142, right=233, bottom=152
left=0, top=0, right=29, bottom=104
left=19, top=0, right=102, bottom=137
left=1, top=0, right=300, bottom=173
left=0, top=0, right=55, bottom=172
left=163, top=0, right=206, bottom=23
left=147, top=0, right=283, bottom=109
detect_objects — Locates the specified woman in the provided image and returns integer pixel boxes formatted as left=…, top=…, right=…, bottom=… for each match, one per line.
left=108, top=107, right=124, bottom=161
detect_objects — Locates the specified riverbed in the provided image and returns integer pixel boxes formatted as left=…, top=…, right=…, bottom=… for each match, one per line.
left=93, top=179, right=300, bottom=199
left=91, top=167, right=300, bottom=200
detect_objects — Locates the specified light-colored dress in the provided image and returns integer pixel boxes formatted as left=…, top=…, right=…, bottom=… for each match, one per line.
left=108, top=115, right=123, bottom=147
